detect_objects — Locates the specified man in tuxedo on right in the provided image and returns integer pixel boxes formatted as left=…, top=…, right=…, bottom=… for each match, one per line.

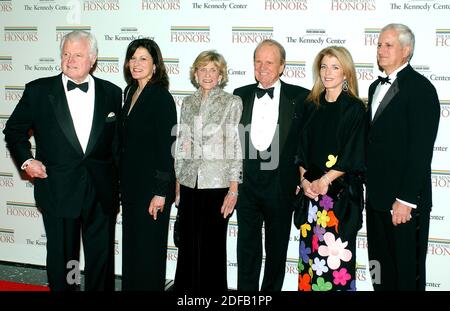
left=233, top=39, right=309, bottom=291
left=366, top=23, right=440, bottom=290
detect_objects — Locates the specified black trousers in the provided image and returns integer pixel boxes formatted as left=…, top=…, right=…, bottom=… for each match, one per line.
left=121, top=199, right=172, bottom=291
left=41, top=189, right=116, bottom=291
left=366, top=203, right=430, bottom=291
left=174, top=184, right=229, bottom=292
left=236, top=179, right=293, bottom=291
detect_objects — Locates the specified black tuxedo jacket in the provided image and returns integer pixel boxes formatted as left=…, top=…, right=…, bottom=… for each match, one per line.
left=233, top=80, right=309, bottom=207
left=3, top=73, right=122, bottom=218
left=366, top=65, right=440, bottom=211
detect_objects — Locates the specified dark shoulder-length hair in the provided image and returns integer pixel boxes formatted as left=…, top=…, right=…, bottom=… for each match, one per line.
left=123, top=38, right=169, bottom=89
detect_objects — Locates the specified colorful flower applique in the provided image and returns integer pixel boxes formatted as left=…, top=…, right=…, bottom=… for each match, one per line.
left=312, top=277, right=333, bottom=291
left=347, top=280, right=356, bottom=292
left=333, top=267, right=351, bottom=286
left=326, top=210, right=339, bottom=233
left=312, top=235, right=319, bottom=252
left=312, top=257, right=329, bottom=276
left=298, top=260, right=305, bottom=272
left=307, top=204, right=318, bottom=223
left=298, top=273, right=312, bottom=291
left=318, top=232, right=352, bottom=270
left=326, top=154, right=338, bottom=168
left=299, top=240, right=311, bottom=264
left=319, top=195, right=334, bottom=211
left=300, top=223, right=311, bottom=238
left=316, top=210, right=330, bottom=228
left=308, top=259, right=314, bottom=278
left=313, top=225, right=326, bottom=242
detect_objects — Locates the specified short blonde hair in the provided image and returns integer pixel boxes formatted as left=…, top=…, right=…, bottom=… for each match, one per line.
left=190, top=50, right=228, bottom=88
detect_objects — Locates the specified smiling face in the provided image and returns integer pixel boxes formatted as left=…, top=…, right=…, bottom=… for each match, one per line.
left=128, top=47, right=155, bottom=84
left=320, top=54, right=346, bottom=98
left=254, top=44, right=285, bottom=88
left=61, top=38, right=96, bottom=83
left=377, top=28, right=411, bottom=75
left=195, top=61, right=222, bottom=96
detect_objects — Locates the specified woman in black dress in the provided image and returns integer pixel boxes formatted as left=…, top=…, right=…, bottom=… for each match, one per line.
left=120, top=38, right=177, bottom=290
left=296, top=46, right=366, bottom=291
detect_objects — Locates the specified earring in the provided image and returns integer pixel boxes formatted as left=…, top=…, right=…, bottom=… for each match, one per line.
left=342, top=79, right=349, bottom=92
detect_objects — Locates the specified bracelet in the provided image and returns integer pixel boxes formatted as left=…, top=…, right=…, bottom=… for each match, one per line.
left=228, top=190, right=238, bottom=197
left=322, top=174, right=331, bottom=185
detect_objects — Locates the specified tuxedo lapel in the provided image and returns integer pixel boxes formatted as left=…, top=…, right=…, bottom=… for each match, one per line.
left=278, top=84, right=295, bottom=155
left=49, top=76, right=84, bottom=156
left=240, top=85, right=257, bottom=126
left=85, top=78, right=106, bottom=156
left=372, top=79, right=399, bottom=124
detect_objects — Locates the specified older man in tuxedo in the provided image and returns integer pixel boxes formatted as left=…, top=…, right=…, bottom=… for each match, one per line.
left=233, top=39, right=309, bottom=291
left=366, top=23, right=440, bottom=290
left=3, top=31, right=122, bottom=290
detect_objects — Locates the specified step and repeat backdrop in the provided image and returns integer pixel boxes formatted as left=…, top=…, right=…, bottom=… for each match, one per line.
left=0, top=0, right=449, bottom=291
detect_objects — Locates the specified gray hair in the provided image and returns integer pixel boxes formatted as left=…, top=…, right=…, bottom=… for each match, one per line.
left=60, top=30, right=98, bottom=57
left=381, top=23, right=415, bottom=61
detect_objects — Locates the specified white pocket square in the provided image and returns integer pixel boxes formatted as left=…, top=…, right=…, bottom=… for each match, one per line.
left=107, top=112, right=115, bottom=118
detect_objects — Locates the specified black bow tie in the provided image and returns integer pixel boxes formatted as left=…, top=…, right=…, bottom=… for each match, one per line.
left=67, top=80, right=89, bottom=92
left=256, top=87, right=274, bottom=99
left=377, top=76, right=391, bottom=85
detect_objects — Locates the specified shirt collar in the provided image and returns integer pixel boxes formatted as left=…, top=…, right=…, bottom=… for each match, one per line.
left=257, top=79, right=281, bottom=90
left=62, top=73, right=92, bottom=91
left=383, top=62, right=408, bottom=80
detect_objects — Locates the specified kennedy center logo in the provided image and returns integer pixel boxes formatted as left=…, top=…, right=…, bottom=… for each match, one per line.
left=0, top=228, right=14, bottom=244
left=4, top=86, right=24, bottom=102
left=431, top=170, right=450, bottom=188
left=0, top=172, right=14, bottom=188
left=0, top=0, right=12, bottom=12
left=141, top=0, right=180, bottom=10
left=164, top=58, right=180, bottom=75
left=440, top=101, right=450, bottom=120
left=428, top=238, right=450, bottom=257
left=436, top=29, right=450, bottom=47
left=331, top=0, right=376, bottom=10
left=171, top=26, right=210, bottom=43
left=232, top=27, right=273, bottom=44
left=4, top=27, right=38, bottom=42
left=83, top=0, right=120, bottom=11
left=284, top=61, right=306, bottom=79
left=96, top=57, right=120, bottom=74
left=364, top=28, right=380, bottom=46
left=265, top=0, right=308, bottom=10
left=170, top=90, right=194, bottom=109
left=355, top=63, right=374, bottom=81
left=6, top=201, right=40, bottom=218
left=0, top=56, right=12, bottom=71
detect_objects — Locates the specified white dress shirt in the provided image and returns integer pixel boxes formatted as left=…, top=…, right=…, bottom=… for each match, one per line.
left=250, top=80, right=281, bottom=151
left=371, top=62, right=408, bottom=120
left=62, top=74, right=95, bottom=153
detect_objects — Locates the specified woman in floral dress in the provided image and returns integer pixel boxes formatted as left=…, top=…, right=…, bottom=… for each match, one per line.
left=296, top=46, right=366, bottom=291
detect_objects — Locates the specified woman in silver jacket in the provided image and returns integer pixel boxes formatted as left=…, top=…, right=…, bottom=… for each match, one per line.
left=174, top=50, right=243, bottom=292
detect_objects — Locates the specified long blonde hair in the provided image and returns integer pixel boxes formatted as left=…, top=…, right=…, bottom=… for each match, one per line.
left=307, top=46, right=359, bottom=106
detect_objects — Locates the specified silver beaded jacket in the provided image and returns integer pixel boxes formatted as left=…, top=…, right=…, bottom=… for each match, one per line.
left=175, top=86, right=243, bottom=189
